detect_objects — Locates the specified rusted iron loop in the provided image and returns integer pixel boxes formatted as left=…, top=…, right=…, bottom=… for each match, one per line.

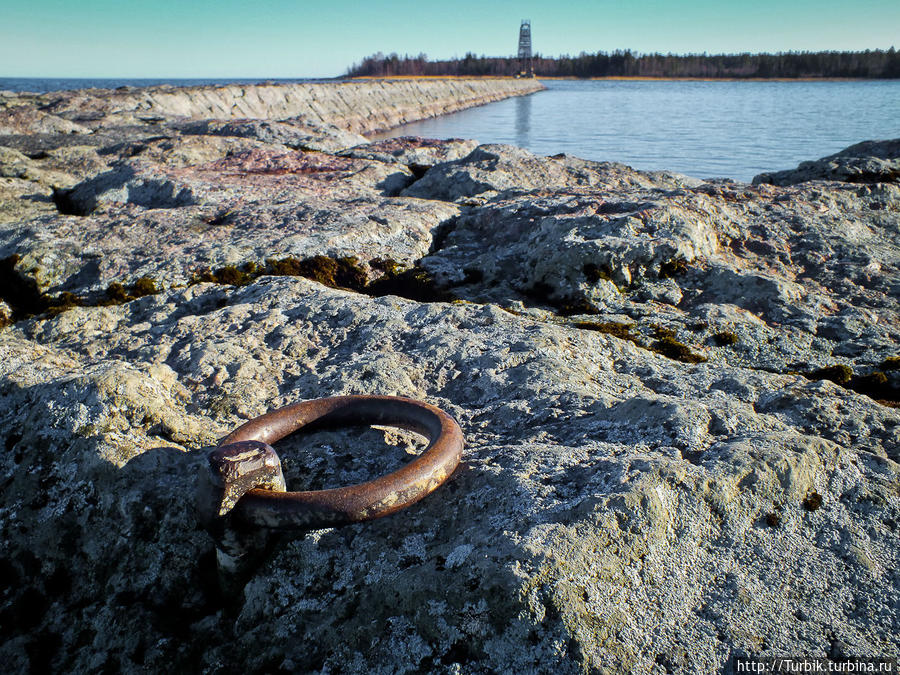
left=208, top=395, right=464, bottom=531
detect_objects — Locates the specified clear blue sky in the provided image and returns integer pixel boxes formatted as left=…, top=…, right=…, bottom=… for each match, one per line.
left=1, top=0, right=897, bottom=78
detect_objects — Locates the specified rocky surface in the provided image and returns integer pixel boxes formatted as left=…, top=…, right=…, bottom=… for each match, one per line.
left=1, top=78, right=545, bottom=136
left=753, top=139, right=900, bottom=186
left=0, top=82, right=898, bottom=674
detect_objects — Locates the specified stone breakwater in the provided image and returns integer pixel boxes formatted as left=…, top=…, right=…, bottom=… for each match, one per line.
left=0, top=81, right=898, bottom=674
left=0, top=77, right=545, bottom=136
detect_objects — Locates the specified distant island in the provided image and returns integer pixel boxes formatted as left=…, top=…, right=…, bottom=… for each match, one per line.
left=347, top=48, right=900, bottom=79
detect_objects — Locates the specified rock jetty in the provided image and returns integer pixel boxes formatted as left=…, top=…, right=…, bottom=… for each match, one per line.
left=0, top=80, right=898, bottom=673
left=0, top=77, right=545, bottom=137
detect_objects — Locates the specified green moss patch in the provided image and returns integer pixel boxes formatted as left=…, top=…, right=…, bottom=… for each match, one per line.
left=0, top=252, right=171, bottom=322
left=805, top=363, right=899, bottom=407
left=192, top=256, right=369, bottom=291
left=803, top=492, right=823, bottom=512
left=130, top=276, right=158, bottom=297
left=810, top=364, right=853, bottom=386
left=571, top=320, right=714, bottom=364
left=190, top=264, right=257, bottom=287
left=367, top=263, right=454, bottom=303
left=558, top=299, right=601, bottom=317
left=188, top=255, right=454, bottom=304
left=104, top=282, right=131, bottom=304
left=369, top=257, right=406, bottom=277
left=651, top=325, right=677, bottom=340
left=294, top=256, right=369, bottom=290
left=44, top=292, right=83, bottom=317
left=649, top=336, right=707, bottom=364
left=573, top=321, right=637, bottom=342
left=101, top=277, right=163, bottom=306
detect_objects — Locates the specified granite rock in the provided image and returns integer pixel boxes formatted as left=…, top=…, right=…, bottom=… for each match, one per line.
left=753, top=139, right=900, bottom=186
left=421, top=172, right=900, bottom=379
left=0, top=85, right=898, bottom=673
left=1, top=136, right=455, bottom=297
left=176, top=117, right=369, bottom=154
left=2, top=78, right=544, bottom=135
left=403, top=144, right=701, bottom=202
left=0, top=104, right=90, bottom=136
left=340, top=136, right=480, bottom=172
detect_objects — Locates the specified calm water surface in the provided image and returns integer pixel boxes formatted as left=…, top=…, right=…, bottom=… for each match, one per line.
left=373, top=79, right=900, bottom=182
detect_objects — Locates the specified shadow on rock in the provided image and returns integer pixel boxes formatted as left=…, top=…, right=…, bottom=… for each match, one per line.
left=0, top=437, right=233, bottom=673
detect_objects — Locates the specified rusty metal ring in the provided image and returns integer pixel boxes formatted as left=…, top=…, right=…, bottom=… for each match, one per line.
left=200, top=395, right=464, bottom=532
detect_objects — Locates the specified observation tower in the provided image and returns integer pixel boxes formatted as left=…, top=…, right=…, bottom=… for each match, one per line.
left=517, top=20, right=533, bottom=77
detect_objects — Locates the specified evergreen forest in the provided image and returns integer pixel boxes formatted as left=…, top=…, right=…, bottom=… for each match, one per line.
left=346, top=49, right=900, bottom=79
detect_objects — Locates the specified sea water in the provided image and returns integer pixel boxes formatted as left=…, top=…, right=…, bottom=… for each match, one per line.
left=372, top=79, right=900, bottom=182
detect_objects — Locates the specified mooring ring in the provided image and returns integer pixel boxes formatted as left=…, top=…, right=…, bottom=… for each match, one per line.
left=200, top=395, right=465, bottom=531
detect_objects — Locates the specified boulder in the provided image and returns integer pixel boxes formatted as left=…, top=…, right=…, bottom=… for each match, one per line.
left=753, top=139, right=900, bottom=186
left=404, top=144, right=699, bottom=202
left=340, top=136, right=479, bottom=172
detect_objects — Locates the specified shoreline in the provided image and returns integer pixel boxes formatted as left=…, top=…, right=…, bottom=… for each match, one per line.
left=539, top=75, right=896, bottom=82
left=350, top=74, right=896, bottom=83
left=352, top=74, right=896, bottom=82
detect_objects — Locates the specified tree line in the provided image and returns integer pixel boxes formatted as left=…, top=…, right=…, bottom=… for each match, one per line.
left=346, top=48, right=900, bottom=79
